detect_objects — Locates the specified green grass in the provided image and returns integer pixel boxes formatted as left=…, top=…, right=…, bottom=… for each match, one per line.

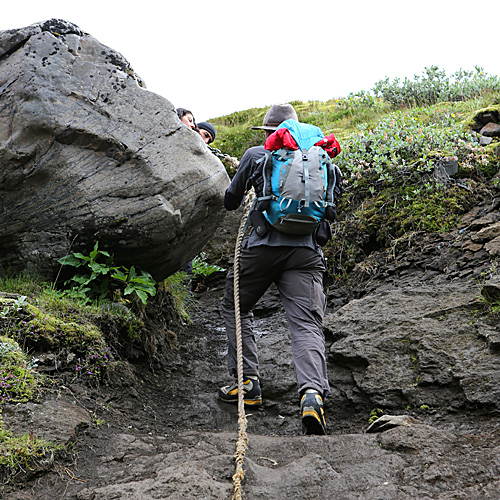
left=0, top=280, right=116, bottom=383
left=210, top=66, right=500, bottom=279
left=0, top=336, right=41, bottom=403
left=0, top=410, right=62, bottom=482
left=0, top=265, right=203, bottom=481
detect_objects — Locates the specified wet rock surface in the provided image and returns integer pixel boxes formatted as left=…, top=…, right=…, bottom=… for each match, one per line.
left=3, top=193, right=500, bottom=498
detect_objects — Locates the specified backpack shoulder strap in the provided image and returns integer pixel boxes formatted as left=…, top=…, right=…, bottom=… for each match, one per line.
left=255, top=150, right=275, bottom=202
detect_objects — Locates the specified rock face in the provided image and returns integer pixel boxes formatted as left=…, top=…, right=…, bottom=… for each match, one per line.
left=324, top=282, right=500, bottom=416
left=62, top=428, right=500, bottom=500
left=0, top=19, right=229, bottom=281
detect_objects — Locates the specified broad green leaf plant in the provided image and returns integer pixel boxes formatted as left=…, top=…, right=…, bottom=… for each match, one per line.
left=57, top=242, right=157, bottom=305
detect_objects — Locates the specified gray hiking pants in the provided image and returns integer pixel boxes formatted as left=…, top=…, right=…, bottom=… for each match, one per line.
left=221, top=244, right=330, bottom=397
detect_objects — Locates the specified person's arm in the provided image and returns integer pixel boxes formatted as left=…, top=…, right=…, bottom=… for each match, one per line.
left=224, top=189, right=242, bottom=210
left=224, top=146, right=263, bottom=210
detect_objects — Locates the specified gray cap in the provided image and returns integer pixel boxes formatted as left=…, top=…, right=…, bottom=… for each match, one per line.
left=251, top=104, right=298, bottom=131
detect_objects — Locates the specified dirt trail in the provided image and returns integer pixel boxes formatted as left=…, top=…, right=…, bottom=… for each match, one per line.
left=3, top=269, right=500, bottom=499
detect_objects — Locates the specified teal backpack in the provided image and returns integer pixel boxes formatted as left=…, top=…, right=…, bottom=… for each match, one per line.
left=255, top=120, right=342, bottom=235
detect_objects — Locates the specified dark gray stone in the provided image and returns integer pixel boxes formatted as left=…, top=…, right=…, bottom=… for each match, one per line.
left=324, top=283, right=500, bottom=412
left=68, top=428, right=500, bottom=500
left=0, top=20, right=229, bottom=281
left=484, top=236, right=500, bottom=256
left=432, top=156, right=458, bottom=183
left=472, top=222, right=500, bottom=242
left=366, top=414, right=422, bottom=433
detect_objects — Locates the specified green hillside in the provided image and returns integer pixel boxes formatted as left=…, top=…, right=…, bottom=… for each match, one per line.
left=211, top=66, right=500, bottom=280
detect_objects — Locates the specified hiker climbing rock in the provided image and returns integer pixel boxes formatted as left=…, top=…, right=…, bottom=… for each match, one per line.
left=218, top=103, right=342, bottom=435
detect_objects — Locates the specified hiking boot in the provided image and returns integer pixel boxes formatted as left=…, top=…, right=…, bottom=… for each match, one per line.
left=219, top=376, right=262, bottom=406
left=301, top=390, right=327, bottom=435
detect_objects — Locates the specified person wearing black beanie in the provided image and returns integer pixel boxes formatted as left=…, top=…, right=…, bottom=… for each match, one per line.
left=197, top=121, right=216, bottom=144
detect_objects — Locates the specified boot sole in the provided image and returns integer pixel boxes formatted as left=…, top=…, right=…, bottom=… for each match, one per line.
left=219, top=397, right=263, bottom=406
left=302, top=411, right=327, bottom=435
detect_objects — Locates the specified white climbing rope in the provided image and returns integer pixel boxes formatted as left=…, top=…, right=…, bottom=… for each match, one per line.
left=232, top=188, right=255, bottom=500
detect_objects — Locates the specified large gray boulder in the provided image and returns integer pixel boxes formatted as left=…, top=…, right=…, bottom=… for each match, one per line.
left=0, top=19, right=229, bottom=281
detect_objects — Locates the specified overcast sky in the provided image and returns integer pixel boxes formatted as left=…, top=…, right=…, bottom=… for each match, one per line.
left=2, top=1, right=500, bottom=122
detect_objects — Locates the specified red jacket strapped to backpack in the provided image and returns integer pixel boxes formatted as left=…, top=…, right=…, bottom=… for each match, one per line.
left=264, top=127, right=341, bottom=159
